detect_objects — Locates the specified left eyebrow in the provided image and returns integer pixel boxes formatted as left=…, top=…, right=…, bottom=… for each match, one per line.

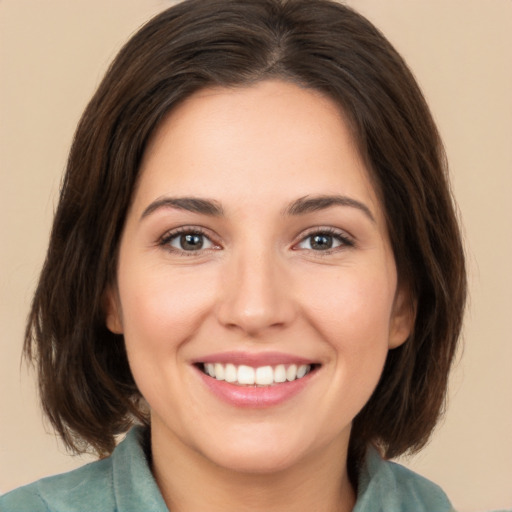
left=283, top=195, right=375, bottom=223
left=140, top=196, right=224, bottom=220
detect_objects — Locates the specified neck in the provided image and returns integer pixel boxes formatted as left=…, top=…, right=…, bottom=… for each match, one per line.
left=151, top=424, right=356, bottom=512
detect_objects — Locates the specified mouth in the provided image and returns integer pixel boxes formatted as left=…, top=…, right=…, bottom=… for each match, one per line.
left=197, top=362, right=318, bottom=387
left=193, top=352, right=321, bottom=407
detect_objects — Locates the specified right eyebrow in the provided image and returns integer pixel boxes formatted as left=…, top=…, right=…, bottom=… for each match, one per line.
left=140, top=196, right=224, bottom=220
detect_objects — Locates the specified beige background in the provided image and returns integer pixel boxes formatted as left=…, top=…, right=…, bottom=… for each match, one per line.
left=1, top=1, right=511, bottom=511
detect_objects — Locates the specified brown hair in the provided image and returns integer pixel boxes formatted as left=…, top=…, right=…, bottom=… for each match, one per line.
left=25, top=0, right=466, bottom=477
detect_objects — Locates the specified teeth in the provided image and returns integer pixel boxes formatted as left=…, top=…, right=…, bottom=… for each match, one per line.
left=286, top=364, right=297, bottom=381
left=237, top=365, right=255, bottom=385
left=274, top=364, right=287, bottom=383
left=205, top=363, right=215, bottom=377
left=297, top=365, right=308, bottom=379
left=255, top=365, right=273, bottom=385
left=225, top=363, right=237, bottom=383
left=202, top=362, right=312, bottom=386
left=214, top=363, right=225, bottom=381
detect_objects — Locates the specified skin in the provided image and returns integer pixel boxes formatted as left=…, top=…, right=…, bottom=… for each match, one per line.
left=106, top=80, right=414, bottom=512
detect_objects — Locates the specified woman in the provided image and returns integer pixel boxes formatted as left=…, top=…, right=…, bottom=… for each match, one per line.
left=1, top=0, right=466, bottom=511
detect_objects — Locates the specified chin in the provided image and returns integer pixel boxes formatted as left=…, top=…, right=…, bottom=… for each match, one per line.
left=196, top=423, right=328, bottom=475
left=207, top=444, right=302, bottom=475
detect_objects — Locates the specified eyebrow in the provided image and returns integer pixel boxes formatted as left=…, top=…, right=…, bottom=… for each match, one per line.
left=284, top=195, right=375, bottom=222
left=140, top=194, right=375, bottom=223
left=140, top=196, right=224, bottom=220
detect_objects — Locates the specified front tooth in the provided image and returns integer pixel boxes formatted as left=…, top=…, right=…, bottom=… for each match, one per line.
left=214, top=363, right=225, bottom=381
left=225, top=363, right=237, bottom=383
left=237, top=365, right=255, bottom=385
left=286, top=364, right=297, bottom=381
left=255, top=366, right=274, bottom=385
left=274, top=364, right=286, bottom=383
left=297, top=364, right=308, bottom=379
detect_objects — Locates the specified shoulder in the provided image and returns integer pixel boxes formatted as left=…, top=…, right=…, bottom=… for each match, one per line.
left=0, top=427, right=167, bottom=512
left=354, top=446, right=455, bottom=512
left=0, top=427, right=168, bottom=512
left=0, top=457, right=114, bottom=512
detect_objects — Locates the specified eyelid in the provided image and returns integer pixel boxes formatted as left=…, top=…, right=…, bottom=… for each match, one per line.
left=156, top=225, right=355, bottom=256
left=292, top=226, right=356, bottom=252
left=158, top=225, right=222, bottom=254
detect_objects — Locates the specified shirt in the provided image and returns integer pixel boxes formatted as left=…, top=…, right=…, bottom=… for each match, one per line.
left=0, top=426, right=454, bottom=512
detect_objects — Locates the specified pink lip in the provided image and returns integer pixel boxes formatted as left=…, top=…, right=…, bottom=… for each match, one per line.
left=195, top=351, right=315, bottom=367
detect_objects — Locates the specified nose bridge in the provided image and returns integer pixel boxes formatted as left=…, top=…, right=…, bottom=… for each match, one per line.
left=217, top=238, right=294, bottom=335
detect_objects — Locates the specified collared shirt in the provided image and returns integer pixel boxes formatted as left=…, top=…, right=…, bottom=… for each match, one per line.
left=0, top=427, right=454, bottom=512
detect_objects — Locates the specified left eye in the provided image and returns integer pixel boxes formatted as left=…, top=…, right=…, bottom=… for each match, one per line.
left=296, top=232, right=347, bottom=251
left=166, top=232, right=215, bottom=251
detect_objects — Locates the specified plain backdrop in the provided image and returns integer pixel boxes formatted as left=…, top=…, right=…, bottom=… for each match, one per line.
left=1, top=1, right=511, bottom=511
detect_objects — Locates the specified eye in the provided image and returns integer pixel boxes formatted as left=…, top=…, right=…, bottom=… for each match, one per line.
left=161, top=229, right=216, bottom=252
left=295, top=229, right=354, bottom=252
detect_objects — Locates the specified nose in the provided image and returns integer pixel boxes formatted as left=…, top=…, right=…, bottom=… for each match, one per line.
left=215, top=246, right=297, bottom=337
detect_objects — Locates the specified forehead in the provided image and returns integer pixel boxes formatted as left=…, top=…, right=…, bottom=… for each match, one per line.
left=134, top=80, right=382, bottom=220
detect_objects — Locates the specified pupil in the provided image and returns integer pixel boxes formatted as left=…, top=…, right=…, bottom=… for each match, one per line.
left=181, top=233, right=203, bottom=250
left=311, top=234, right=332, bottom=250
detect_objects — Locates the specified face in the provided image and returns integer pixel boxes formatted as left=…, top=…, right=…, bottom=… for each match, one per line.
left=106, top=80, right=413, bottom=474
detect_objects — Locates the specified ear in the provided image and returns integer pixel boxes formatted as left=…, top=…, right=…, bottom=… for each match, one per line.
left=104, top=286, right=124, bottom=334
left=388, top=286, right=416, bottom=349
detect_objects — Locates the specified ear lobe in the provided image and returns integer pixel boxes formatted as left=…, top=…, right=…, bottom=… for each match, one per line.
left=388, top=287, right=416, bottom=349
left=104, top=287, right=124, bottom=334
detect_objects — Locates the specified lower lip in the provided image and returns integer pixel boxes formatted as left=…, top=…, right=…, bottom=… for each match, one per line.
left=195, top=367, right=316, bottom=408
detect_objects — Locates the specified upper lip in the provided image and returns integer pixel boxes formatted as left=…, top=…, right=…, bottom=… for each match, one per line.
left=193, top=351, right=318, bottom=367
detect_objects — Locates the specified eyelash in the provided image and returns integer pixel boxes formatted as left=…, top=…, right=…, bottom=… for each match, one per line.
left=293, top=227, right=355, bottom=255
left=158, top=226, right=219, bottom=256
left=158, top=226, right=355, bottom=255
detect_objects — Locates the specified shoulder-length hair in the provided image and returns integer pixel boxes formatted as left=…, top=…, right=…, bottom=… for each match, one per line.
left=25, top=0, right=466, bottom=477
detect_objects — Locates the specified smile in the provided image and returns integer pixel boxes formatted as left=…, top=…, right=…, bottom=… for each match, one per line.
left=201, top=363, right=313, bottom=386
left=194, top=352, right=320, bottom=407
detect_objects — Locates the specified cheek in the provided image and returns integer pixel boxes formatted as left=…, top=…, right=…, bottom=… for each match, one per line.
left=281, top=265, right=397, bottom=444
left=297, top=265, right=396, bottom=383
left=118, top=262, right=217, bottom=355
left=117, top=263, right=220, bottom=415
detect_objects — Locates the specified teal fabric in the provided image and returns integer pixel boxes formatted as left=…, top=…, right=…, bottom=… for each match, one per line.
left=0, top=426, right=454, bottom=512
left=0, top=428, right=168, bottom=512
left=353, top=447, right=455, bottom=512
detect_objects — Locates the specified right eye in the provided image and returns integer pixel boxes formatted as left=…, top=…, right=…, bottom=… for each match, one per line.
left=160, top=229, right=217, bottom=253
